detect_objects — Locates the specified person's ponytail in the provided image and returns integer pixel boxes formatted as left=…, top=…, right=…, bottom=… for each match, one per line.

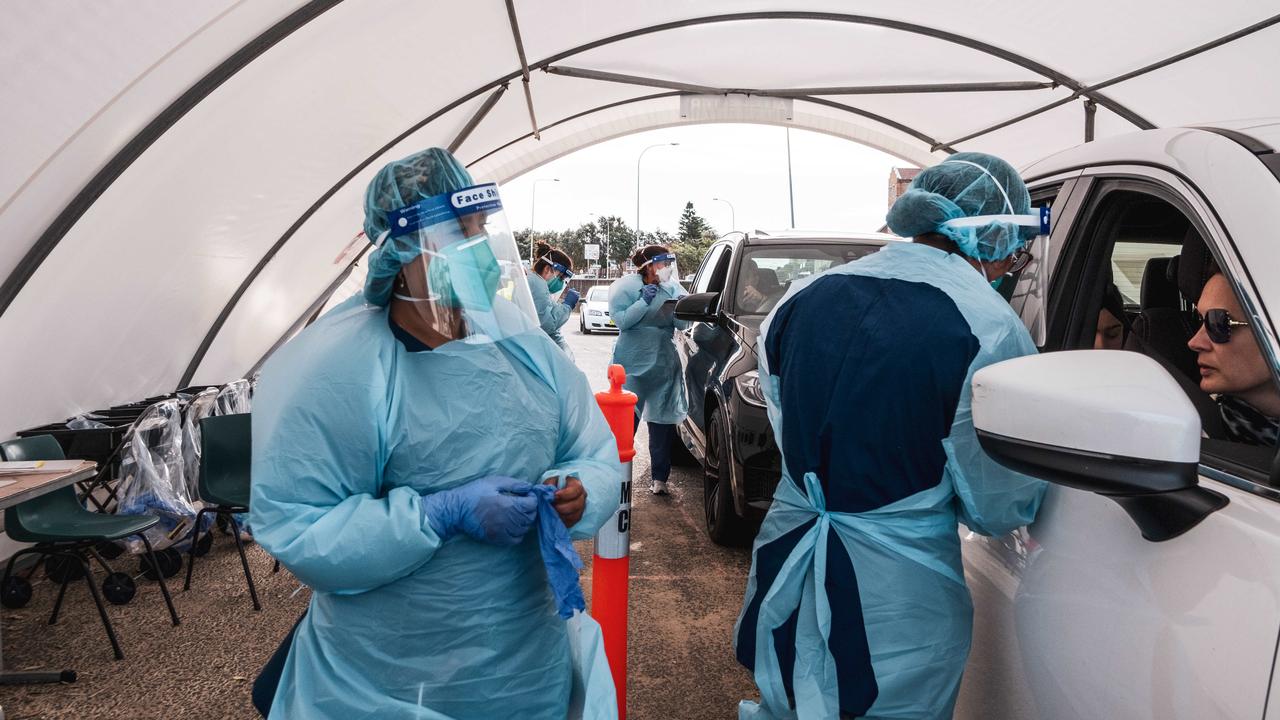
left=533, top=242, right=572, bottom=275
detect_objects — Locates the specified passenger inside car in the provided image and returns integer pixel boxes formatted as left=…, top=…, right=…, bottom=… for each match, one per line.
left=737, top=260, right=785, bottom=313
left=1094, top=282, right=1129, bottom=350
left=1188, top=266, right=1280, bottom=447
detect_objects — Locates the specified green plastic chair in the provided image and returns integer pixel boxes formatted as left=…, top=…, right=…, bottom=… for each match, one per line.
left=184, top=413, right=276, bottom=610
left=0, top=435, right=180, bottom=661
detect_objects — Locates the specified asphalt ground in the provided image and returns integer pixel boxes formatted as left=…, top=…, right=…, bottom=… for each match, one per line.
left=569, top=322, right=758, bottom=720
left=0, top=312, right=759, bottom=719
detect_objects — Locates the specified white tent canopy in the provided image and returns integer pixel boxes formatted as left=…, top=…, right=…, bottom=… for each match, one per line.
left=1, top=0, right=1278, bottom=437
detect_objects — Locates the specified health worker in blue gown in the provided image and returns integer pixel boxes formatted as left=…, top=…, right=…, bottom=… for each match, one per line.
left=526, top=240, right=580, bottom=354
left=607, top=244, right=688, bottom=495
left=734, top=152, right=1048, bottom=720
left=250, top=147, right=620, bottom=720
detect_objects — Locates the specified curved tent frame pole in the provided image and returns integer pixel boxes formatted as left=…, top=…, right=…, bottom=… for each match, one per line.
left=0, top=0, right=343, bottom=320
left=504, top=0, right=541, bottom=140
left=176, top=11, right=1280, bottom=386
left=2, top=7, right=1275, bottom=388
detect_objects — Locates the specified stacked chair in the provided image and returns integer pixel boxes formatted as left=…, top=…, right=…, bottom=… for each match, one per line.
left=183, top=413, right=278, bottom=611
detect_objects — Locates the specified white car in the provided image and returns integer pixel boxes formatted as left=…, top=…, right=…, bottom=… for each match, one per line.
left=578, top=285, right=617, bottom=334
left=957, top=120, right=1280, bottom=719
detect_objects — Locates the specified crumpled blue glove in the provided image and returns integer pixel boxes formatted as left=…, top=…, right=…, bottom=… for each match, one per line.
left=530, top=484, right=586, bottom=619
left=420, top=476, right=537, bottom=546
left=640, top=283, right=659, bottom=304
left=562, top=288, right=581, bottom=308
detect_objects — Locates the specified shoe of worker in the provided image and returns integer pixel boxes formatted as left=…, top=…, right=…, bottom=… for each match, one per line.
left=650, top=480, right=669, bottom=495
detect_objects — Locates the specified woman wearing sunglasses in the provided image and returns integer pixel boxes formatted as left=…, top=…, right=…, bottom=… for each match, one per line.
left=1188, top=266, right=1280, bottom=446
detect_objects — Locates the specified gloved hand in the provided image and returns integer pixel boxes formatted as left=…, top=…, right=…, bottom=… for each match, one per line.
left=640, top=283, right=659, bottom=305
left=561, top=288, right=581, bottom=308
left=420, top=476, right=537, bottom=546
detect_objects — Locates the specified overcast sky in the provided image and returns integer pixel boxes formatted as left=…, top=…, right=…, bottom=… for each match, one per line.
left=499, top=123, right=914, bottom=238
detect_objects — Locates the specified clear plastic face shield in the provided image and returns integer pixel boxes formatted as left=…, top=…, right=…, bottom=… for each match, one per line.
left=943, top=206, right=1052, bottom=346
left=638, top=252, right=679, bottom=286
left=540, top=255, right=574, bottom=295
left=382, top=183, right=538, bottom=344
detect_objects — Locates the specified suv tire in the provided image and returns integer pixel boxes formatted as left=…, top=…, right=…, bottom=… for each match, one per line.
left=580, top=316, right=591, bottom=334
left=704, top=407, right=750, bottom=546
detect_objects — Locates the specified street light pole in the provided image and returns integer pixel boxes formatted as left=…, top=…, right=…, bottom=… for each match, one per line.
left=785, top=127, right=796, bottom=228
left=712, top=197, right=736, bottom=232
left=635, top=142, right=679, bottom=243
left=530, top=177, right=559, bottom=259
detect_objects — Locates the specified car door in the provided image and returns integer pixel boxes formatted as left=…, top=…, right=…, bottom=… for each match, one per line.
left=959, top=167, right=1280, bottom=720
left=676, top=243, right=734, bottom=453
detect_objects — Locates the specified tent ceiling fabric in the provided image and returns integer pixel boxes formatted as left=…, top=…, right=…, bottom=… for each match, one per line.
left=0, top=0, right=1277, bottom=438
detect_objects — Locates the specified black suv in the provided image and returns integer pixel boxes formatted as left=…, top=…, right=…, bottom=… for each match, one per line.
left=673, top=231, right=892, bottom=545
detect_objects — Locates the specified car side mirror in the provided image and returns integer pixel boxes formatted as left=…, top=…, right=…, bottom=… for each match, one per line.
left=972, top=350, right=1227, bottom=542
left=675, top=292, right=721, bottom=323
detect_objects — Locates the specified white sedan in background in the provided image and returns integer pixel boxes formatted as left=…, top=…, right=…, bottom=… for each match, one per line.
left=578, top=285, right=617, bottom=334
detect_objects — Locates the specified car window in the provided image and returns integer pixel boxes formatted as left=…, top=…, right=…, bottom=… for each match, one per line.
left=1060, top=182, right=1279, bottom=480
left=692, top=246, right=726, bottom=294
left=1111, top=241, right=1178, bottom=305
left=735, top=244, right=878, bottom=315
left=587, top=285, right=609, bottom=302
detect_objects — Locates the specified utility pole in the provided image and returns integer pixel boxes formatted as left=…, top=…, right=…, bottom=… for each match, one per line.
left=786, top=127, right=796, bottom=228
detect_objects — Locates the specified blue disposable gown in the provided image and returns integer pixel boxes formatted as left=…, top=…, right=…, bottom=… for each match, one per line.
left=527, top=269, right=572, bottom=351
left=607, top=274, right=689, bottom=424
left=735, top=242, right=1046, bottom=719
left=250, top=296, right=621, bottom=720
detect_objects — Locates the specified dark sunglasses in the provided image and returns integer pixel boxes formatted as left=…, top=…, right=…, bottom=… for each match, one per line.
left=1198, top=308, right=1250, bottom=344
left=1008, top=248, right=1033, bottom=275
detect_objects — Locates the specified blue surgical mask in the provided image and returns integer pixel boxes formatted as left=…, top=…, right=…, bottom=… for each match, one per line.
left=547, top=276, right=565, bottom=294
left=990, top=276, right=1004, bottom=291
left=428, top=234, right=501, bottom=310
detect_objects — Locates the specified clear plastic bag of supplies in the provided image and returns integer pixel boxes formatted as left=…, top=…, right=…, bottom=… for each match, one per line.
left=116, top=399, right=197, bottom=552
left=180, top=388, right=219, bottom=500
left=215, top=379, right=252, bottom=415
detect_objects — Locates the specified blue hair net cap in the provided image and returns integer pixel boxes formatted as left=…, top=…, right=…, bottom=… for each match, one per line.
left=362, top=147, right=474, bottom=306
left=885, top=152, right=1034, bottom=262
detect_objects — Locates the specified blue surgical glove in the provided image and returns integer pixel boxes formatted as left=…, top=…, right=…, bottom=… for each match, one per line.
left=640, top=283, right=659, bottom=304
left=562, top=288, right=581, bottom=308
left=420, top=476, right=537, bottom=546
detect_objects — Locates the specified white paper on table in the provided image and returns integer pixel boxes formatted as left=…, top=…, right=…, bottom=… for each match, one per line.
left=0, top=460, right=85, bottom=476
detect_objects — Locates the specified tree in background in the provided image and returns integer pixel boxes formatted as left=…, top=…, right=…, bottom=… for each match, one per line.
left=599, top=215, right=636, bottom=273
left=671, top=229, right=718, bottom=279
left=515, top=208, right=720, bottom=279
left=678, top=201, right=712, bottom=241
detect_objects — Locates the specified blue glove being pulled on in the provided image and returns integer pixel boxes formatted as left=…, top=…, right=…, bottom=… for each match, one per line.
left=562, top=288, right=581, bottom=308
left=639, top=283, right=659, bottom=304
left=420, top=476, right=537, bottom=546
left=530, top=484, right=586, bottom=619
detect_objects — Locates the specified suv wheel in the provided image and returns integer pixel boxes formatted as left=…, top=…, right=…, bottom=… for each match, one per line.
left=704, top=407, right=749, bottom=546
left=580, top=316, right=591, bottom=334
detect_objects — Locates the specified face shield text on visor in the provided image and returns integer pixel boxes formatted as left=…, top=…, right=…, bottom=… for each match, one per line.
left=639, top=253, right=679, bottom=286
left=380, top=183, right=539, bottom=344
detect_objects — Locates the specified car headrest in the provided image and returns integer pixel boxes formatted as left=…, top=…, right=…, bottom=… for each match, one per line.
left=1177, top=226, right=1214, bottom=303
left=1140, top=257, right=1181, bottom=310
left=757, top=268, right=780, bottom=290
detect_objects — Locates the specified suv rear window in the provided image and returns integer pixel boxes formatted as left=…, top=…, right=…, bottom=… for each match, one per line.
left=736, top=244, right=880, bottom=315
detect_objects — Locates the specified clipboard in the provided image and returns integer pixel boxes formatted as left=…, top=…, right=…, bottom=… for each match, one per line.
left=656, top=297, right=678, bottom=322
